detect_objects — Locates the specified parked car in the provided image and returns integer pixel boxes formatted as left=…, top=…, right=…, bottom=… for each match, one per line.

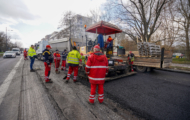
left=12, top=48, right=21, bottom=55
left=3, top=51, right=16, bottom=58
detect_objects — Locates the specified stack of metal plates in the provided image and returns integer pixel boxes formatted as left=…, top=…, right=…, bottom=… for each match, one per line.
left=137, top=42, right=161, bottom=56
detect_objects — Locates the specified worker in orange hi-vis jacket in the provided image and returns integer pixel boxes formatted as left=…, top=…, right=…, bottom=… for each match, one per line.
left=53, top=49, right=61, bottom=74
left=104, top=36, right=113, bottom=48
left=85, top=45, right=108, bottom=104
left=23, top=49, right=28, bottom=60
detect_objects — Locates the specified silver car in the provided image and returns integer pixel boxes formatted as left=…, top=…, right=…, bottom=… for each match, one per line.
left=3, top=51, right=16, bottom=58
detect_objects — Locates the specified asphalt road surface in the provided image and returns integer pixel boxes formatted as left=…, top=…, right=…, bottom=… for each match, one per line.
left=0, top=55, right=22, bottom=86
left=103, top=70, right=190, bottom=120
left=0, top=56, right=62, bottom=120
left=0, top=56, right=190, bottom=120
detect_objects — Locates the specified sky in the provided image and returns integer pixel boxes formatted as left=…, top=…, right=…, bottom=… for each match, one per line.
left=0, top=0, right=106, bottom=48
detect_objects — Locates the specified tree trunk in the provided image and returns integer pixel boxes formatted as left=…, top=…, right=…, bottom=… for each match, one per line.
left=185, top=28, right=190, bottom=60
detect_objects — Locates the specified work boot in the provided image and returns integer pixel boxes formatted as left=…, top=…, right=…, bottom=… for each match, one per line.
left=65, top=80, right=69, bottom=83
left=73, top=80, right=78, bottom=83
left=30, top=69, right=35, bottom=72
left=61, top=68, right=63, bottom=71
left=89, top=101, right=94, bottom=105
left=131, top=69, right=134, bottom=72
left=45, top=79, right=53, bottom=83
left=89, top=100, right=94, bottom=105
left=55, top=70, right=59, bottom=74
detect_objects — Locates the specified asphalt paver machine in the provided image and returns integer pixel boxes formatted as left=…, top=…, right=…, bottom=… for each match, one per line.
left=78, top=21, right=136, bottom=81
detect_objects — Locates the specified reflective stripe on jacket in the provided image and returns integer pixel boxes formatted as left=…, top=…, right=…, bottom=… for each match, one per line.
left=128, top=53, right=134, bottom=61
left=28, top=47, right=36, bottom=57
left=85, top=52, right=108, bottom=84
left=67, top=50, right=85, bottom=65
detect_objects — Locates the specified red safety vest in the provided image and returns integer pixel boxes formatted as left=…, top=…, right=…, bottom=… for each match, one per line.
left=53, top=53, right=61, bottom=60
left=85, top=52, right=108, bottom=84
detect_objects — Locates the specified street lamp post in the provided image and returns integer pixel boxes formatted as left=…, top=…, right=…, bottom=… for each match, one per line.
left=68, top=15, right=72, bottom=51
left=6, top=27, right=13, bottom=51
left=5, top=27, right=7, bottom=51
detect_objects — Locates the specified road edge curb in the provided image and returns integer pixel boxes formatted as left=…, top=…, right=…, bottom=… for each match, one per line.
left=156, top=68, right=190, bottom=74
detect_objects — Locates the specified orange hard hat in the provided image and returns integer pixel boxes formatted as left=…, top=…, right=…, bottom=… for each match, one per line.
left=46, top=45, right=52, bottom=49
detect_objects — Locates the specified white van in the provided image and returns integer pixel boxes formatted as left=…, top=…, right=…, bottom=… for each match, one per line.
left=12, top=48, right=21, bottom=55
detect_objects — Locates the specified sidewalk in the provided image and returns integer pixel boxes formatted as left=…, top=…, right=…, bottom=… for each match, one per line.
left=34, top=59, right=140, bottom=120
left=171, top=63, right=190, bottom=68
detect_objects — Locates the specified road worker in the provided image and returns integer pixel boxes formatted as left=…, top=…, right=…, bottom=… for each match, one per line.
left=87, top=48, right=93, bottom=57
left=28, top=45, right=37, bottom=72
left=43, top=45, right=53, bottom=83
left=85, top=45, right=108, bottom=104
left=53, top=49, right=61, bottom=74
left=105, top=36, right=113, bottom=48
left=65, top=46, right=85, bottom=83
left=61, top=49, right=67, bottom=71
left=128, top=51, right=134, bottom=72
left=24, top=49, right=28, bottom=60
left=79, top=53, right=83, bottom=65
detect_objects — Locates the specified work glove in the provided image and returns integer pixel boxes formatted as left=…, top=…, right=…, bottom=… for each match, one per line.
left=86, top=71, right=89, bottom=75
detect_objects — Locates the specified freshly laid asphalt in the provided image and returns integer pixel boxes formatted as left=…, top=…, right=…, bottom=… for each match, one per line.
left=79, top=69, right=190, bottom=120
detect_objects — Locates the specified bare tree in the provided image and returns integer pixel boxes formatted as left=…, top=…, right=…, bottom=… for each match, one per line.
left=15, top=41, right=23, bottom=48
left=0, top=32, right=13, bottom=52
left=106, top=0, right=171, bottom=43
left=153, top=2, right=181, bottom=50
left=59, top=11, right=77, bottom=38
left=171, top=0, right=190, bottom=59
left=59, top=11, right=93, bottom=39
left=120, top=36, right=137, bottom=50
left=89, top=7, right=112, bottom=23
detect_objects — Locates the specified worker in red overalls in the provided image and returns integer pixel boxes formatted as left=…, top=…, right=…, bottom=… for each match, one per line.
left=23, top=49, right=28, bottom=60
left=53, top=49, right=61, bottom=74
left=61, top=49, right=67, bottom=71
left=42, top=45, right=53, bottom=83
left=85, top=45, right=108, bottom=104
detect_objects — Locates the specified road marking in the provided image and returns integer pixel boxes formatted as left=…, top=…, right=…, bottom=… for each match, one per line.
left=0, top=56, right=22, bottom=105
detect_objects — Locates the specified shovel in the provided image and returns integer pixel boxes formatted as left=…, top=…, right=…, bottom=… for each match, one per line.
left=63, top=74, right=73, bottom=79
left=63, top=75, right=67, bottom=79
